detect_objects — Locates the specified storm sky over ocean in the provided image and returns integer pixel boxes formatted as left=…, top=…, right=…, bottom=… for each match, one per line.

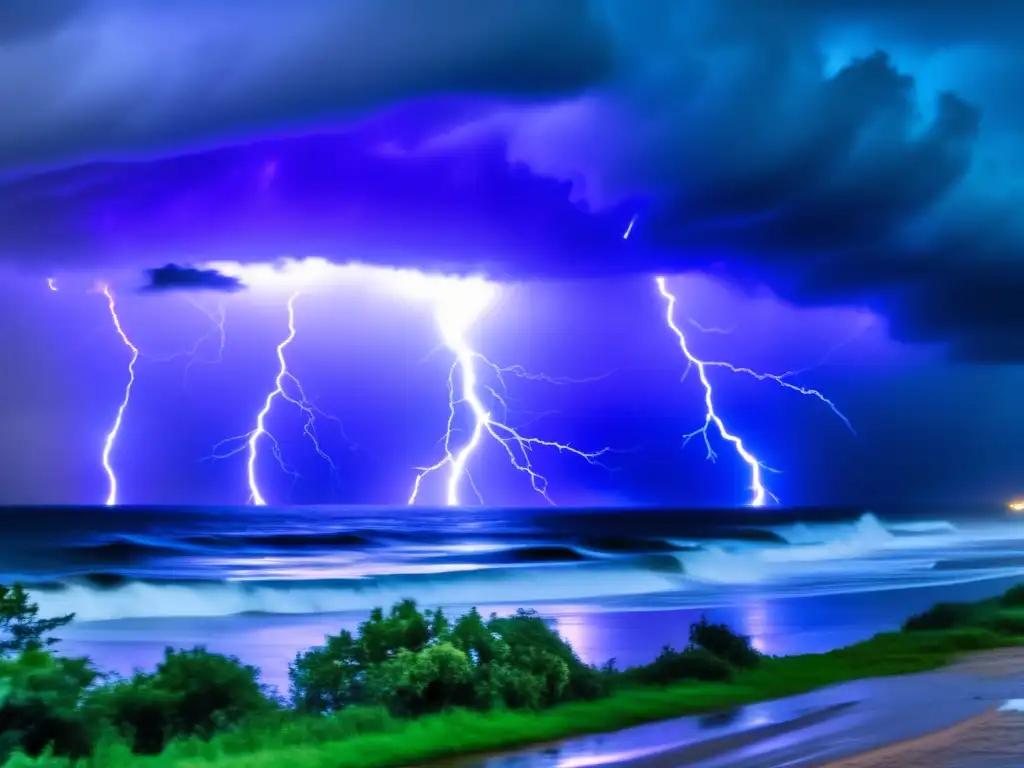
left=0, top=0, right=1021, bottom=507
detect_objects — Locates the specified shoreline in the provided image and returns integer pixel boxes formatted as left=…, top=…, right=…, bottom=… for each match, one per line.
left=815, top=648, right=1024, bottom=768
left=452, top=648, right=1024, bottom=768
left=8, top=583, right=1024, bottom=767
left=819, top=709, right=1002, bottom=768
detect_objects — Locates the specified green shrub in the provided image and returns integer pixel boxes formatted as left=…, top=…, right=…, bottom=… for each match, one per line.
left=364, top=642, right=475, bottom=716
left=1001, top=585, right=1024, bottom=607
left=980, top=610, right=1024, bottom=636
left=289, top=629, right=364, bottom=714
left=0, top=649, right=97, bottom=763
left=0, top=585, right=74, bottom=657
left=902, top=602, right=976, bottom=632
left=89, top=647, right=272, bottom=754
left=487, top=609, right=610, bottom=702
left=626, top=645, right=734, bottom=686
left=689, top=616, right=761, bottom=669
left=357, top=601, right=448, bottom=665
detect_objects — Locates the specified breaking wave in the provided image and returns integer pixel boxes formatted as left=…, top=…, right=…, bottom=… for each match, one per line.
left=20, top=512, right=1024, bottom=622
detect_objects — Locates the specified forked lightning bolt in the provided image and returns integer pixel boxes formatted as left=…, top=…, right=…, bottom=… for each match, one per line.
left=409, top=280, right=610, bottom=506
left=656, top=277, right=853, bottom=506
left=100, top=286, right=140, bottom=506
left=210, top=292, right=345, bottom=506
left=145, top=299, right=228, bottom=385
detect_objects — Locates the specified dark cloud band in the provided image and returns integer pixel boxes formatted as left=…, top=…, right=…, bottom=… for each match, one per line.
left=1, top=0, right=1023, bottom=361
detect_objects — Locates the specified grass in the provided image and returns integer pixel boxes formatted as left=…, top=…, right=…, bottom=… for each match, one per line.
left=12, top=588, right=1024, bottom=768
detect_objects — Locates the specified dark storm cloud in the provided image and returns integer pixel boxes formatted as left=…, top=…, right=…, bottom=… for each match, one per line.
left=0, top=0, right=611, bottom=174
left=142, top=264, right=245, bottom=294
left=1, top=0, right=1024, bottom=359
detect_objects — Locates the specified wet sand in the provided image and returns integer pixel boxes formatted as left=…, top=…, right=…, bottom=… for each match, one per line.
left=819, top=649, right=1024, bottom=768
left=454, top=649, right=1024, bottom=768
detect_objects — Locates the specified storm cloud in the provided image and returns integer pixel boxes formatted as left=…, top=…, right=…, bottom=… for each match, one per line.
left=142, top=264, right=245, bottom=293
left=1, top=0, right=1023, bottom=359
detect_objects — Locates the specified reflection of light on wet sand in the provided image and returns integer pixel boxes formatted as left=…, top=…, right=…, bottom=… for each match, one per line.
left=557, top=746, right=667, bottom=768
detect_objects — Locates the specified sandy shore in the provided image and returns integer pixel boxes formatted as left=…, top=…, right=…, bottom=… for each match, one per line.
left=820, top=648, right=1024, bottom=768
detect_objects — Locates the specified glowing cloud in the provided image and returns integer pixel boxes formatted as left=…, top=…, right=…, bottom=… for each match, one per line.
left=100, top=286, right=140, bottom=507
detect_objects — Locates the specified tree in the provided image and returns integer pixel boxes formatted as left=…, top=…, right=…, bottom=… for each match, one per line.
left=0, top=584, right=75, bottom=656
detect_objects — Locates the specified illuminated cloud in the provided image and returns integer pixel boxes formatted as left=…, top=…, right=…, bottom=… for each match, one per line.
left=0, top=0, right=1022, bottom=359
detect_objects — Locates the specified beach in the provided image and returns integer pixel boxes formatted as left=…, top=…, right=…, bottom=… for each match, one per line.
left=447, top=649, right=1024, bottom=768
left=819, top=649, right=1024, bottom=768
left=2, top=504, right=1018, bottom=690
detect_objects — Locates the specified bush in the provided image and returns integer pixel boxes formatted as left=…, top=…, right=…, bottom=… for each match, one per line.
left=1002, top=585, right=1024, bottom=607
left=626, top=646, right=734, bottom=686
left=290, top=630, right=363, bottom=714
left=290, top=601, right=451, bottom=714
left=90, top=647, right=272, bottom=755
left=486, top=610, right=611, bottom=702
left=0, top=585, right=74, bottom=657
left=364, top=642, right=475, bottom=716
left=689, top=616, right=761, bottom=669
left=357, top=600, right=448, bottom=665
left=902, top=602, right=976, bottom=632
left=0, top=649, right=97, bottom=763
left=980, top=610, right=1024, bottom=636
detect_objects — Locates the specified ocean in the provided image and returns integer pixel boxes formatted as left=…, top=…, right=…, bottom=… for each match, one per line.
left=4, top=504, right=1024, bottom=692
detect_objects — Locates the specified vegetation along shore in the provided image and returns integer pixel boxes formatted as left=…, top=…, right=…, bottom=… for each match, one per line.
left=2, top=581, right=1024, bottom=768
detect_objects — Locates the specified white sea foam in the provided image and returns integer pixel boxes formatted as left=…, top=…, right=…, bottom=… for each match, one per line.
left=33, top=514, right=1024, bottom=622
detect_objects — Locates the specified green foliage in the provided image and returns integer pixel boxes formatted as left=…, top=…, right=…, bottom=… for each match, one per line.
left=88, top=647, right=272, bottom=755
left=0, top=649, right=97, bottom=763
left=1001, top=584, right=1024, bottom=607
left=902, top=601, right=976, bottom=631
left=688, top=616, right=761, bottom=669
left=289, top=630, right=363, bottom=714
left=5, top=580, right=1024, bottom=768
left=0, top=586, right=75, bottom=657
left=625, top=646, right=734, bottom=686
left=364, top=642, right=475, bottom=716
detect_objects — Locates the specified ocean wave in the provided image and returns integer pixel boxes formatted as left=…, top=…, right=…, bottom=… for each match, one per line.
left=32, top=564, right=685, bottom=622
left=18, top=512, right=992, bottom=621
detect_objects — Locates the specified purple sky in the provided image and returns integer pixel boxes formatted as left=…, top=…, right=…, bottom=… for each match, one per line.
left=0, top=1, right=1022, bottom=507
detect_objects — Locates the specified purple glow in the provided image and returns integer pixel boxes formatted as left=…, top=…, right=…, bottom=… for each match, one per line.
left=211, top=291, right=340, bottom=506
left=408, top=277, right=611, bottom=506
left=100, top=286, right=140, bottom=506
left=656, top=276, right=771, bottom=507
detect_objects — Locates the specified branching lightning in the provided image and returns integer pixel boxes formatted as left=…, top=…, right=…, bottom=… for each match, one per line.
left=145, top=299, right=228, bottom=386
left=656, top=277, right=855, bottom=506
left=210, top=292, right=348, bottom=506
left=100, top=286, right=140, bottom=507
left=656, top=277, right=773, bottom=506
left=409, top=280, right=610, bottom=506
left=623, top=218, right=851, bottom=506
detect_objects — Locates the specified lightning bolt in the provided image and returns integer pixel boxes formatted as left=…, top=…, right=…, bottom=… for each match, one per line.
left=145, top=298, right=228, bottom=386
left=100, top=286, right=140, bottom=507
left=46, top=278, right=58, bottom=292
left=657, top=276, right=856, bottom=506
left=210, top=292, right=347, bottom=506
left=623, top=218, right=849, bottom=505
left=623, top=215, right=638, bottom=240
left=409, top=279, right=610, bottom=506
